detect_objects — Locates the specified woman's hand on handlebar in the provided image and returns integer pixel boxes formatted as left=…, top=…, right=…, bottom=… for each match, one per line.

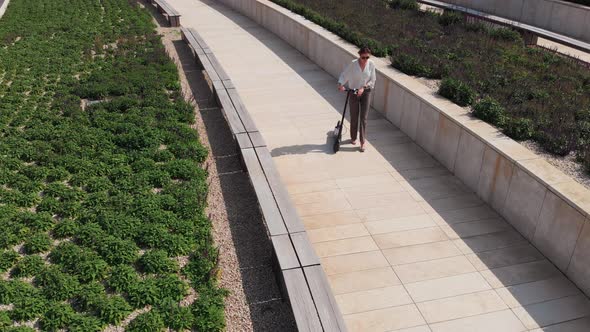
left=337, top=84, right=346, bottom=92
left=356, top=88, right=364, bottom=96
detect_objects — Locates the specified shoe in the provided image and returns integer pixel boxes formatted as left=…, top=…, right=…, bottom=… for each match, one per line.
left=360, top=145, right=365, bottom=152
left=351, top=140, right=357, bottom=145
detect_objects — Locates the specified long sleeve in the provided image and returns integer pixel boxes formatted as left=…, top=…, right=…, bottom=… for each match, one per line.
left=367, top=62, right=376, bottom=89
left=338, top=62, right=352, bottom=86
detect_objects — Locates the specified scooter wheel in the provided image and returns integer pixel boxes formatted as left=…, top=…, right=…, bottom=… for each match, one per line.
left=333, top=141, right=340, bottom=153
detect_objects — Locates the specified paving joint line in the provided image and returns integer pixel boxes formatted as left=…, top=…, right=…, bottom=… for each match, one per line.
left=215, top=154, right=240, bottom=159
left=239, top=263, right=274, bottom=271
left=249, top=297, right=284, bottom=306
left=217, top=170, right=244, bottom=176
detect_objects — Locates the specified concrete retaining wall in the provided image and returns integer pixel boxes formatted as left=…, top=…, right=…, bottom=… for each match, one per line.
left=214, top=0, right=590, bottom=296
left=431, top=0, right=590, bottom=43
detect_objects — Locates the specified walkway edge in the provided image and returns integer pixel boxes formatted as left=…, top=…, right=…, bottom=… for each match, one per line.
left=178, top=24, right=347, bottom=332
left=0, top=0, right=10, bottom=19
left=212, top=0, right=590, bottom=298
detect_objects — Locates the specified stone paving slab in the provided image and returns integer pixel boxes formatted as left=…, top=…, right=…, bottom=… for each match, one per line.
left=168, top=0, right=590, bottom=330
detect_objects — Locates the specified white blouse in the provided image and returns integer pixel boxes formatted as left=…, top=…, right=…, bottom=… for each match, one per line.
left=338, top=59, right=377, bottom=90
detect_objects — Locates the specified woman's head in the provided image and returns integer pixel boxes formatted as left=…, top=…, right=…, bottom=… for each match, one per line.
left=358, top=47, right=371, bottom=63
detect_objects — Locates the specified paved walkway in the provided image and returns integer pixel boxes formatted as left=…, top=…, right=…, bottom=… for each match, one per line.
left=169, top=0, right=590, bottom=331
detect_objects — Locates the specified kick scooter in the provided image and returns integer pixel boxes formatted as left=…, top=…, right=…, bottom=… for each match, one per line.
left=333, top=89, right=357, bottom=153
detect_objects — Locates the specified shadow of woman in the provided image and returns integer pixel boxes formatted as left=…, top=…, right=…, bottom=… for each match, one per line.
left=270, top=130, right=358, bottom=156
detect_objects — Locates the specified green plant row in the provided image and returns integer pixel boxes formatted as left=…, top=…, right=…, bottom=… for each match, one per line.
left=0, top=0, right=226, bottom=330
left=273, top=0, right=590, bottom=173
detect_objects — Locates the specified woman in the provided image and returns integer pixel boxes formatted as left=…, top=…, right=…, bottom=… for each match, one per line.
left=337, top=47, right=377, bottom=152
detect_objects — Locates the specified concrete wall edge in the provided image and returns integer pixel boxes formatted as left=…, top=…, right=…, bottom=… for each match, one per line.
left=0, top=0, right=11, bottom=19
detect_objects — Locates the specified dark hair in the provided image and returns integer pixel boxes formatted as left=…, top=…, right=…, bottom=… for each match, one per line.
left=358, top=47, right=372, bottom=55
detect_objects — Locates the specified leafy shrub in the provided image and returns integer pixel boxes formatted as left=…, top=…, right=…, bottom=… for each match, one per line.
left=392, top=53, right=441, bottom=78
left=6, top=327, right=36, bottom=332
left=84, top=176, right=113, bottom=192
left=50, top=242, right=108, bottom=282
left=439, top=78, right=476, bottom=107
left=168, top=142, right=208, bottom=163
left=71, top=252, right=109, bottom=283
left=153, top=149, right=174, bottom=162
left=74, top=282, right=106, bottom=312
left=0, top=228, right=21, bottom=251
left=11, top=255, right=44, bottom=278
left=114, top=126, right=159, bottom=151
left=582, top=149, right=590, bottom=174
left=0, top=250, right=19, bottom=272
left=158, top=274, right=189, bottom=303
left=127, top=311, right=165, bottom=332
left=504, top=118, right=534, bottom=141
left=136, top=223, right=169, bottom=248
left=52, top=219, right=79, bottom=239
left=387, top=0, right=419, bottom=10
left=49, top=242, right=80, bottom=266
left=0, top=280, right=38, bottom=304
left=163, top=159, right=202, bottom=181
left=438, top=10, right=463, bottom=26
left=34, top=266, right=79, bottom=301
left=473, top=97, right=506, bottom=127
left=68, top=313, right=104, bottom=332
left=167, top=217, right=199, bottom=237
left=162, top=234, right=196, bottom=257
left=19, top=212, right=55, bottom=232
left=95, top=295, right=132, bottom=325
left=577, top=119, right=590, bottom=146
left=127, top=278, right=161, bottom=308
left=163, top=181, right=208, bottom=220
left=46, top=167, right=69, bottom=182
left=159, top=302, right=194, bottom=330
left=75, top=223, right=106, bottom=248
left=107, top=265, right=139, bottom=293
left=97, top=213, right=141, bottom=239
left=539, top=134, right=572, bottom=156
left=36, top=197, right=60, bottom=216
left=40, top=302, right=76, bottom=331
left=23, top=233, right=52, bottom=254
left=97, top=236, right=138, bottom=265
left=10, top=295, right=47, bottom=321
left=192, top=287, right=227, bottom=332
left=183, top=251, right=218, bottom=286
left=0, top=311, right=10, bottom=328
left=139, top=250, right=178, bottom=274
left=488, top=27, right=522, bottom=42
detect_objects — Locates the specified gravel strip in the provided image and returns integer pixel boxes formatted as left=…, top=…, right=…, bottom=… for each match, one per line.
left=157, top=19, right=296, bottom=329
left=156, top=26, right=255, bottom=331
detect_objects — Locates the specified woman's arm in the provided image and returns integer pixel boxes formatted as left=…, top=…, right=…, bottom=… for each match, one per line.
left=367, top=61, right=377, bottom=89
left=338, top=62, right=352, bottom=87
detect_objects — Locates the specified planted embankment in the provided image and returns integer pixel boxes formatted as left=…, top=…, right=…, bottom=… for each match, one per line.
left=271, top=0, right=590, bottom=174
left=426, top=0, right=590, bottom=43
left=0, top=0, right=225, bottom=330
left=215, top=0, right=590, bottom=297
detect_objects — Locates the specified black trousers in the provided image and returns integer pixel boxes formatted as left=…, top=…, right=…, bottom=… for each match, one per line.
left=349, top=89, right=372, bottom=144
